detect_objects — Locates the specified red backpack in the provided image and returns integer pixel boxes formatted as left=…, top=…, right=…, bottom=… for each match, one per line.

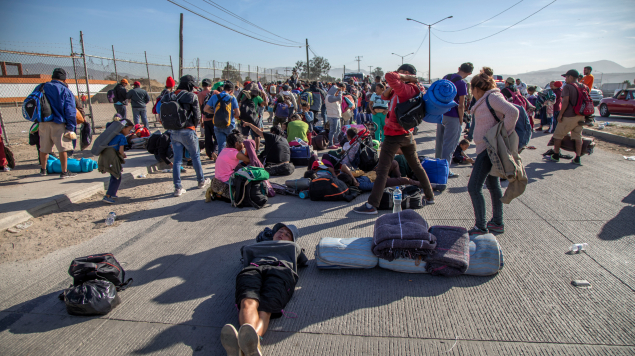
left=571, top=82, right=594, bottom=116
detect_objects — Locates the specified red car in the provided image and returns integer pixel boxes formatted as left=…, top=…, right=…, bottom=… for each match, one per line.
left=599, top=88, right=635, bottom=117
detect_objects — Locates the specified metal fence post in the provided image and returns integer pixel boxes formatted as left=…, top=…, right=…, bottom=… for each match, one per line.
left=69, top=38, right=81, bottom=99
left=112, top=45, right=118, bottom=81
left=79, top=31, right=95, bottom=133
left=144, top=51, right=155, bottom=127
left=169, top=55, right=175, bottom=79
left=248, top=65, right=250, bottom=81
left=197, top=58, right=200, bottom=82
left=0, top=107, right=9, bottom=145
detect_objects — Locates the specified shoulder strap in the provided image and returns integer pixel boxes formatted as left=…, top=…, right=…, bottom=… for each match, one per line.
left=485, top=95, right=501, bottom=123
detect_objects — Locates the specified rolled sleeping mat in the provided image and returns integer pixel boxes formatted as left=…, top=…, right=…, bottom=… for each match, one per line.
left=422, top=79, right=458, bottom=124
left=315, top=237, right=378, bottom=269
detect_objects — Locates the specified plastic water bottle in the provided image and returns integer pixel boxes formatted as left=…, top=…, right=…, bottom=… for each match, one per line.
left=105, top=212, right=116, bottom=226
left=162, top=169, right=173, bottom=173
left=393, top=187, right=403, bottom=214
left=569, top=243, right=588, bottom=253
left=299, top=190, right=309, bottom=199
left=295, top=138, right=308, bottom=146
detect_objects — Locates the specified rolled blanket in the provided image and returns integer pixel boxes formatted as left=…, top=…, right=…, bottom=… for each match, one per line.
left=372, top=210, right=436, bottom=261
left=422, top=79, right=458, bottom=124
left=425, top=226, right=470, bottom=277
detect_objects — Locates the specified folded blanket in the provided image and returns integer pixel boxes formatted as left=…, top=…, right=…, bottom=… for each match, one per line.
left=372, top=210, right=436, bottom=261
left=425, top=226, right=470, bottom=276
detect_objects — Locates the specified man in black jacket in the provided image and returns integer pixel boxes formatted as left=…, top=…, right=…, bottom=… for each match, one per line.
left=221, top=223, right=307, bottom=356
left=113, top=78, right=129, bottom=119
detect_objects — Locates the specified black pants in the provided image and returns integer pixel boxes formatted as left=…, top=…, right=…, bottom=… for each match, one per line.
left=203, top=120, right=217, bottom=158
left=235, top=264, right=296, bottom=318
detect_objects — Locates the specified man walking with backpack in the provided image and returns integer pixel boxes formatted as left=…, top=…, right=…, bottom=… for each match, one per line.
left=353, top=64, right=435, bottom=215
left=550, top=69, right=585, bottom=166
left=197, top=79, right=219, bottom=161
left=435, top=62, right=473, bottom=178
left=161, top=75, right=211, bottom=196
left=113, top=79, right=129, bottom=119
left=204, top=82, right=240, bottom=155
left=126, top=81, right=150, bottom=128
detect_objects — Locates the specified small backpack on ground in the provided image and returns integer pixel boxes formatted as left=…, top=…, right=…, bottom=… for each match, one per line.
left=572, top=82, right=595, bottom=117
left=160, top=91, right=189, bottom=130
left=230, top=166, right=270, bottom=209
left=312, top=134, right=328, bottom=150
left=309, top=175, right=352, bottom=202
left=107, top=89, right=115, bottom=103
left=264, top=162, right=295, bottom=176
left=146, top=132, right=161, bottom=154
left=22, top=83, right=53, bottom=122
left=213, top=93, right=233, bottom=128
left=68, top=253, right=133, bottom=290
left=4, top=146, right=15, bottom=169
left=300, top=91, right=314, bottom=107
left=61, top=279, right=121, bottom=316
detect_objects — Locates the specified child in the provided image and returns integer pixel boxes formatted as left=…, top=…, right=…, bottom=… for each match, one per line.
left=300, top=103, right=314, bottom=134
left=221, top=223, right=307, bottom=356
left=452, top=139, right=474, bottom=165
left=101, top=119, right=133, bottom=204
left=526, top=86, right=538, bottom=130
left=208, top=130, right=250, bottom=200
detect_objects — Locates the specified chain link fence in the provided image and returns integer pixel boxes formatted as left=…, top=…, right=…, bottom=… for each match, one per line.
left=0, top=40, right=294, bottom=144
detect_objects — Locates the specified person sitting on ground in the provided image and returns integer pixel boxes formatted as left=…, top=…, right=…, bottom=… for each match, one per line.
left=452, top=139, right=475, bottom=165
left=209, top=130, right=250, bottom=200
left=242, top=123, right=290, bottom=166
left=286, top=114, right=309, bottom=144
left=221, top=223, right=307, bottom=356
left=300, top=103, right=314, bottom=134
left=101, top=119, right=133, bottom=204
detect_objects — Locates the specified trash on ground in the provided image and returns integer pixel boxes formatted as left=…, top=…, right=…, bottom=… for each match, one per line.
left=569, top=243, right=588, bottom=253
left=15, top=221, right=33, bottom=230
left=527, top=146, right=537, bottom=150
left=571, top=280, right=592, bottom=289
left=137, top=174, right=146, bottom=178
left=105, top=212, right=116, bottom=226
left=624, top=156, right=635, bottom=161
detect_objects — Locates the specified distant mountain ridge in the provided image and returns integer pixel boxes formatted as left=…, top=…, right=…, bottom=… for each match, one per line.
left=519, top=60, right=635, bottom=75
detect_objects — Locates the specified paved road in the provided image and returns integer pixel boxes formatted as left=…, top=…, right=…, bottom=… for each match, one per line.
left=594, top=106, right=635, bottom=126
left=0, top=122, right=634, bottom=355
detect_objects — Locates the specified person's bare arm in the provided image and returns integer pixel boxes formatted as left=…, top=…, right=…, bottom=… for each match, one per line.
left=236, top=152, right=250, bottom=164
left=558, top=97, right=569, bottom=122
left=119, top=146, right=127, bottom=159
left=234, top=108, right=240, bottom=118
left=242, top=121, right=264, bottom=138
left=204, top=104, right=214, bottom=115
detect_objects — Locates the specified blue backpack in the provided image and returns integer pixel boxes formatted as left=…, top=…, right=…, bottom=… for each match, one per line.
left=512, top=104, right=532, bottom=150
left=22, top=83, right=53, bottom=122
left=275, top=101, right=290, bottom=118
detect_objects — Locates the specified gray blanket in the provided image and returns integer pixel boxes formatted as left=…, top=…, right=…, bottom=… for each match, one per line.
left=372, top=210, right=437, bottom=261
left=425, top=226, right=470, bottom=276
left=91, top=120, right=124, bottom=156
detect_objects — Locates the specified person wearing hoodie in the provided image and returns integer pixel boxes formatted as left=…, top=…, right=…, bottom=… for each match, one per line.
left=325, top=83, right=345, bottom=148
left=221, top=223, right=307, bottom=356
left=113, top=78, right=129, bottom=119
left=161, top=75, right=211, bottom=196
left=308, top=81, right=325, bottom=125
left=353, top=64, right=435, bottom=215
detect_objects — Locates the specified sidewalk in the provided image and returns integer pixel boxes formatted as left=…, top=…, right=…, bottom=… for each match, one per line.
left=0, top=150, right=163, bottom=231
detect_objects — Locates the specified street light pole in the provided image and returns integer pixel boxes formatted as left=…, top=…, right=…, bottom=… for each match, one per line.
left=407, top=16, right=453, bottom=84
left=392, top=52, right=414, bottom=65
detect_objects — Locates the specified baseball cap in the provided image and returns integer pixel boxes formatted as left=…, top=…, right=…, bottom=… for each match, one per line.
left=561, top=69, right=580, bottom=78
left=201, top=78, right=212, bottom=86
left=133, top=81, right=141, bottom=87
left=506, top=77, right=515, bottom=84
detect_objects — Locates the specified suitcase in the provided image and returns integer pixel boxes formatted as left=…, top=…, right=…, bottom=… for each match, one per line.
left=290, top=145, right=313, bottom=166
left=547, top=134, right=595, bottom=156
left=421, top=158, right=449, bottom=185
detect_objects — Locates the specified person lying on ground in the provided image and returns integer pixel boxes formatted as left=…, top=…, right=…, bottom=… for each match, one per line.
left=209, top=130, right=250, bottom=200
left=221, top=223, right=307, bottom=356
left=242, top=123, right=290, bottom=165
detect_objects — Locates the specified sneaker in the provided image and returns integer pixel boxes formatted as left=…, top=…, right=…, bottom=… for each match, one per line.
left=174, top=188, right=187, bottom=197
left=40, top=168, right=48, bottom=176
left=186, top=160, right=193, bottom=167
left=572, top=156, right=582, bottom=166
left=468, top=226, right=489, bottom=235
left=238, top=323, right=262, bottom=356
left=60, top=171, right=78, bottom=179
left=102, top=196, right=115, bottom=204
left=353, top=203, right=378, bottom=215
left=425, top=199, right=435, bottom=205
left=2, top=166, right=10, bottom=172
left=487, top=221, right=504, bottom=234
left=220, top=324, right=242, bottom=356
left=549, top=153, right=560, bottom=162
left=198, top=178, right=211, bottom=189
left=448, top=171, right=459, bottom=178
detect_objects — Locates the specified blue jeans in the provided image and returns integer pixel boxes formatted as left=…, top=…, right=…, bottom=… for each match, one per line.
left=467, top=151, right=503, bottom=230
left=114, top=104, right=127, bottom=119
left=171, top=129, right=205, bottom=189
left=132, top=108, right=148, bottom=127
left=215, top=124, right=235, bottom=155
left=106, top=174, right=122, bottom=197
left=466, top=117, right=476, bottom=141
left=435, top=115, right=462, bottom=167
left=321, top=104, right=327, bottom=124
left=327, top=117, right=341, bottom=146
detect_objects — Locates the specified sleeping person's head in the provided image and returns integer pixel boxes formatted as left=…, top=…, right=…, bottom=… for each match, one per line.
left=272, top=224, right=298, bottom=241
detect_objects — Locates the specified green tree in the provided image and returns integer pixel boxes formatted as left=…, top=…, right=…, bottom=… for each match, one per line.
left=371, top=67, right=384, bottom=79
left=222, top=64, right=242, bottom=83
left=294, top=56, right=332, bottom=81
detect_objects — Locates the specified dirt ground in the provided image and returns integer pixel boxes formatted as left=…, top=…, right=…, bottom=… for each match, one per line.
left=591, top=123, right=635, bottom=139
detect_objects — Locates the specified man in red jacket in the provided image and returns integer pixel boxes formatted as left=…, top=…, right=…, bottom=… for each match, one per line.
left=354, top=64, right=435, bottom=215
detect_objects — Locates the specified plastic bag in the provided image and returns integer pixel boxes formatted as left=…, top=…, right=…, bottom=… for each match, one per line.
left=62, top=280, right=121, bottom=316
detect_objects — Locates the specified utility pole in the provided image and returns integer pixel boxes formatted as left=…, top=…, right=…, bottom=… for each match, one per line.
left=284, top=67, right=289, bottom=77
left=306, top=38, right=310, bottom=81
left=179, top=13, right=184, bottom=78
left=368, top=66, right=373, bottom=76
left=392, top=53, right=414, bottom=65
left=111, top=45, right=118, bottom=82
left=407, top=16, right=453, bottom=84
left=343, top=65, right=346, bottom=80
left=355, top=56, right=363, bottom=72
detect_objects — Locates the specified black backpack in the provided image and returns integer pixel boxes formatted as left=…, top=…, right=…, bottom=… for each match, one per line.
left=80, top=122, right=92, bottom=151
left=239, top=95, right=258, bottom=125
left=146, top=133, right=161, bottom=154
left=395, top=92, right=426, bottom=131
left=357, top=137, right=379, bottom=172
left=232, top=175, right=268, bottom=209
left=68, top=253, right=133, bottom=290
left=378, top=186, right=424, bottom=210
left=264, top=162, right=295, bottom=176
left=309, top=175, right=352, bottom=201
left=160, top=91, right=189, bottom=130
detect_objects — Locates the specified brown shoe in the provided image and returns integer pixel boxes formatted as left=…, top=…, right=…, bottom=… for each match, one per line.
left=238, top=323, right=262, bottom=356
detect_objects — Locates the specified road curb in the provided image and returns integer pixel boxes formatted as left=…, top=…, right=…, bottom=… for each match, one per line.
left=0, top=161, right=164, bottom=231
left=583, top=128, right=635, bottom=146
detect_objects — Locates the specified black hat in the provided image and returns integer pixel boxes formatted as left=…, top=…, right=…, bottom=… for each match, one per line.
left=282, top=84, right=290, bottom=91
left=201, top=78, right=212, bottom=86
left=177, top=75, right=198, bottom=91
left=561, top=69, right=580, bottom=78
left=52, top=68, right=67, bottom=80
left=397, top=64, right=417, bottom=75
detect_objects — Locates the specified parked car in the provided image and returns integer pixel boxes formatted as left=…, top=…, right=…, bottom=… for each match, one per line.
left=599, top=89, right=635, bottom=117
left=590, top=88, right=603, bottom=106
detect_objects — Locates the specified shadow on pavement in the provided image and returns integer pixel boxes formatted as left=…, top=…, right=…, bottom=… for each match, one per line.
left=599, top=189, right=635, bottom=240
left=524, top=160, right=578, bottom=184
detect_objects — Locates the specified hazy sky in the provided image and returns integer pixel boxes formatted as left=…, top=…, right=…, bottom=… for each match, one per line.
left=1, top=0, right=634, bottom=78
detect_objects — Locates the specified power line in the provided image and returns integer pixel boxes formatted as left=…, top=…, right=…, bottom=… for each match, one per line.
left=409, top=31, right=429, bottom=61
left=167, top=0, right=303, bottom=48
left=200, top=0, right=303, bottom=45
left=435, top=0, right=524, bottom=32
left=431, top=0, right=557, bottom=44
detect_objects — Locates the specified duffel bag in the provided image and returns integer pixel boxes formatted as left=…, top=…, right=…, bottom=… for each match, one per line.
left=61, top=279, right=121, bottom=316
left=547, top=134, right=595, bottom=156
left=421, top=157, right=449, bottom=185
left=309, top=176, right=351, bottom=201
left=315, top=237, right=378, bottom=269
left=264, top=162, right=295, bottom=176
left=68, top=253, right=132, bottom=289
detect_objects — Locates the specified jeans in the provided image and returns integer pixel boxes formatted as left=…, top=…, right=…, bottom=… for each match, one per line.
left=550, top=110, right=560, bottom=133
left=257, top=107, right=265, bottom=129
left=215, top=124, right=235, bottom=155
left=372, top=112, right=386, bottom=142
left=203, top=120, right=217, bottom=158
left=435, top=115, right=462, bottom=167
left=132, top=107, right=148, bottom=127
left=171, top=129, right=205, bottom=189
left=467, top=151, right=503, bottom=230
left=106, top=174, right=122, bottom=197
left=321, top=104, right=327, bottom=124
left=466, top=117, right=476, bottom=141
left=368, top=132, right=434, bottom=207
left=327, top=117, right=341, bottom=146
left=114, top=104, right=127, bottom=119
